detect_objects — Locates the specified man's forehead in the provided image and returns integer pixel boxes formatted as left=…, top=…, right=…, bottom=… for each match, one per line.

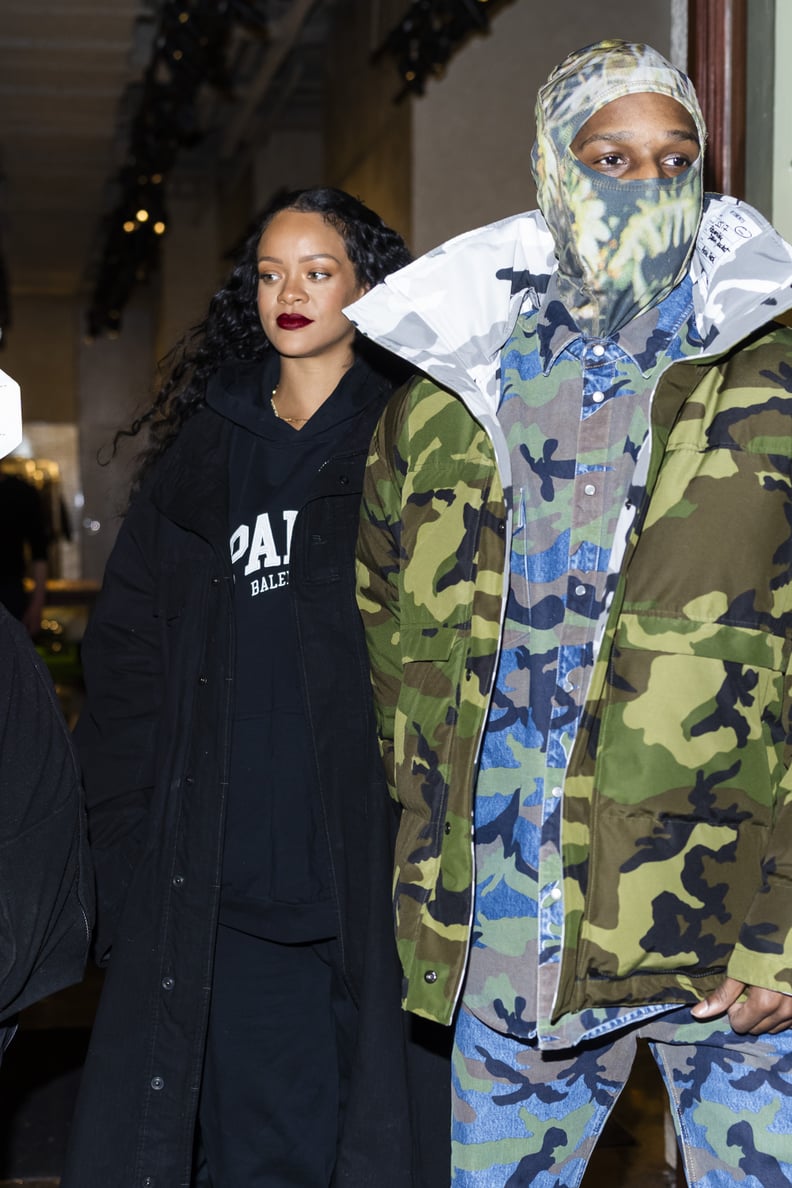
left=573, top=93, right=701, bottom=143
left=536, top=40, right=705, bottom=148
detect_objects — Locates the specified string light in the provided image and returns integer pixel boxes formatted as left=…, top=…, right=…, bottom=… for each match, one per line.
left=375, top=0, right=501, bottom=100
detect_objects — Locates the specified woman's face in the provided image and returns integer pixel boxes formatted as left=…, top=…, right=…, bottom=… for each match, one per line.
left=570, top=92, right=700, bottom=180
left=256, top=209, right=366, bottom=360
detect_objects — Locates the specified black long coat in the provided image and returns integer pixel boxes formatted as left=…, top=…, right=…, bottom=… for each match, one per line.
left=0, top=606, right=93, bottom=1044
left=61, top=365, right=450, bottom=1188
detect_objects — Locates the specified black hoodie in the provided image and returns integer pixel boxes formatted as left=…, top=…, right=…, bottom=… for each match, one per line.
left=207, top=354, right=386, bottom=941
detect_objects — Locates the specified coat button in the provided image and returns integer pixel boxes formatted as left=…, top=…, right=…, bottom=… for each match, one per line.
left=424, top=969, right=438, bottom=984
left=150, top=1076, right=164, bottom=1090
left=339, top=474, right=350, bottom=485
left=172, top=875, right=184, bottom=887
left=198, top=674, right=208, bottom=685
left=143, top=1179, right=154, bottom=1187
left=444, top=821, right=451, bottom=835
left=184, top=775, right=194, bottom=785
left=211, top=577, right=220, bottom=585
left=161, top=976, right=175, bottom=990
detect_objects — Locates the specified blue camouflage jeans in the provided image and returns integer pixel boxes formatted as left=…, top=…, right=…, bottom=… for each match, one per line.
left=452, top=1003, right=792, bottom=1186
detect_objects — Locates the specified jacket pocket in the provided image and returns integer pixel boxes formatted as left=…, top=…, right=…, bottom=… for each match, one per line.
left=400, top=623, right=458, bottom=663
left=393, top=624, right=461, bottom=822
left=295, top=499, right=342, bottom=585
left=575, top=617, right=782, bottom=980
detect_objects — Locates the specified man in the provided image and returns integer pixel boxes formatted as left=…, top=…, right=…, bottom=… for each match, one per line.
left=0, top=368, right=93, bottom=1059
left=349, top=40, right=792, bottom=1187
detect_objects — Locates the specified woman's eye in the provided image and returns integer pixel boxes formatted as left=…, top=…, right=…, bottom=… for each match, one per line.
left=258, top=272, right=278, bottom=284
left=307, top=270, right=331, bottom=281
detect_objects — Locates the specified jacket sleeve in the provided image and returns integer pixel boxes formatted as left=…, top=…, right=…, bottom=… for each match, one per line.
left=0, top=608, right=93, bottom=1022
left=355, top=385, right=411, bottom=799
left=73, top=495, right=164, bottom=963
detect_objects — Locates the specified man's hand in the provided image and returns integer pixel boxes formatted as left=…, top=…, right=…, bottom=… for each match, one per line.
left=691, top=976, right=792, bottom=1035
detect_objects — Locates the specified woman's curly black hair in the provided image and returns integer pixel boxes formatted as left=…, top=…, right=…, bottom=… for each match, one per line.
left=117, top=186, right=412, bottom=478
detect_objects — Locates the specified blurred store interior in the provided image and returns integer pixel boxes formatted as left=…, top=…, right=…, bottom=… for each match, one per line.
left=0, top=0, right=788, bottom=1183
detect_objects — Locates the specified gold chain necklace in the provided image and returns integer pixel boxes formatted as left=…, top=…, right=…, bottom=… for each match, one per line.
left=270, top=385, right=308, bottom=425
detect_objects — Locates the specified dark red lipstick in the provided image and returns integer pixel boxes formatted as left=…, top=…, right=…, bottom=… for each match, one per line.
left=276, top=314, right=313, bottom=329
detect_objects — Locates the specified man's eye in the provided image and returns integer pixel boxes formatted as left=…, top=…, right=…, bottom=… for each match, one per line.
left=594, top=153, right=624, bottom=169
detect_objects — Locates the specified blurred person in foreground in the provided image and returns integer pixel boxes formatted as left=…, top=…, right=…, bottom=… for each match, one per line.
left=61, top=187, right=450, bottom=1188
left=0, top=367, right=92, bottom=1064
left=350, top=40, right=792, bottom=1186
left=0, top=456, right=48, bottom=635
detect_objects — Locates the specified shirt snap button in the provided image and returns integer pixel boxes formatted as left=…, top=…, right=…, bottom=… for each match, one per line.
left=150, top=1076, right=164, bottom=1090
left=424, top=969, right=438, bottom=984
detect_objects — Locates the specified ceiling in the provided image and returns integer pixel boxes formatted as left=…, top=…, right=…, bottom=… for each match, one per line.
left=0, top=0, right=156, bottom=300
left=0, top=0, right=332, bottom=311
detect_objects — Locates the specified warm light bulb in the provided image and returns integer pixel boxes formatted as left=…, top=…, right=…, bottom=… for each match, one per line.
left=153, top=221, right=167, bottom=235
left=123, top=220, right=137, bottom=233
left=136, top=208, right=150, bottom=222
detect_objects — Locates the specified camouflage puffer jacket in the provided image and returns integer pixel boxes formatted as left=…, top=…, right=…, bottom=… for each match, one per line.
left=352, top=196, right=792, bottom=1026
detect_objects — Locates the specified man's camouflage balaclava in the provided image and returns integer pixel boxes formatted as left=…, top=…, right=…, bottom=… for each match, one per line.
left=531, top=39, right=707, bottom=338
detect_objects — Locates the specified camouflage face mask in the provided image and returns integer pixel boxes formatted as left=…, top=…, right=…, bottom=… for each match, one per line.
left=531, top=40, right=706, bottom=339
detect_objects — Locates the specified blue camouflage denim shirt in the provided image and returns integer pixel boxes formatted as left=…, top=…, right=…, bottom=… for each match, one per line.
left=464, top=273, right=706, bottom=1047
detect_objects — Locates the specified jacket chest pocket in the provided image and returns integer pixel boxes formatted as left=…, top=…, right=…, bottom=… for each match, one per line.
left=294, top=495, right=360, bottom=586
left=155, top=558, right=212, bottom=623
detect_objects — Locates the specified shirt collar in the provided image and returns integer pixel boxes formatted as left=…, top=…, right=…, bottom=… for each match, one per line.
left=536, top=272, right=700, bottom=375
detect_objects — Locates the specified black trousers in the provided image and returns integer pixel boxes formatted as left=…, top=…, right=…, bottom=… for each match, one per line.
left=197, top=925, right=354, bottom=1188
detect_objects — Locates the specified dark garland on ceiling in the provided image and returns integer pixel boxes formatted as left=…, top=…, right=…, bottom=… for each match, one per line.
left=375, top=0, right=502, bottom=101
left=86, top=0, right=271, bottom=340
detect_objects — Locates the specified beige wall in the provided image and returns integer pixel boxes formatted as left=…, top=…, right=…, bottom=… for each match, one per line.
left=77, top=295, right=155, bottom=580
left=156, top=186, right=223, bottom=363
left=251, top=130, right=324, bottom=209
left=324, top=0, right=413, bottom=243
left=773, top=0, right=792, bottom=241
left=410, top=0, right=675, bottom=253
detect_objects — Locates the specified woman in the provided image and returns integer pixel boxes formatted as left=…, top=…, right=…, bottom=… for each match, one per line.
left=61, top=188, right=449, bottom=1188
